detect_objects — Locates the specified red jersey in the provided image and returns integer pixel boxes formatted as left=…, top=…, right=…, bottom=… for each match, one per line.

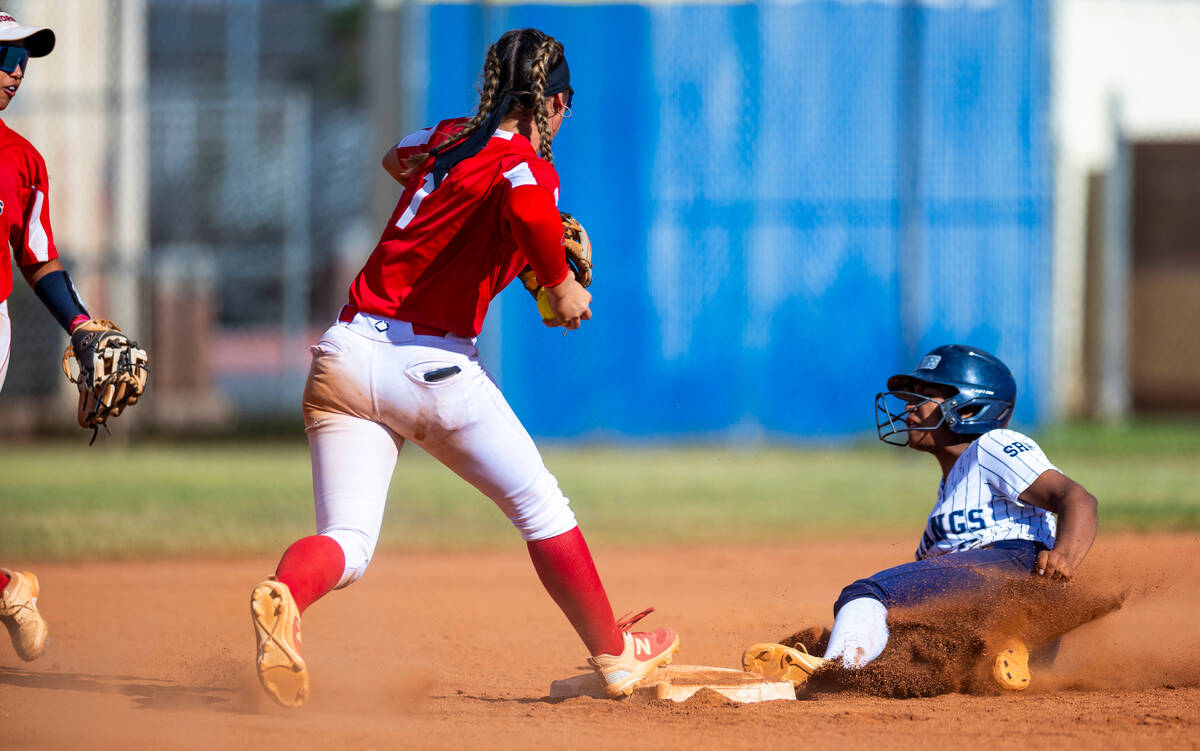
left=0, top=118, right=58, bottom=303
left=348, top=118, right=570, bottom=337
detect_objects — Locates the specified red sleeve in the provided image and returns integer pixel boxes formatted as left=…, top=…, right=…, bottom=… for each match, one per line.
left=16, top=149, right=57, bottom=266
left=503, top=184, right=569, bottom=288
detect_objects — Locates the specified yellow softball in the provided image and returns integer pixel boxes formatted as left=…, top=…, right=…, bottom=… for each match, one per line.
left=536, top=287, right=556, bottom=320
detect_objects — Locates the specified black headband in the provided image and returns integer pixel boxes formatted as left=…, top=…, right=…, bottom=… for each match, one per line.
left=545, top=58, right=571, bottom=98
left=430, top=58, right=571, bottom=187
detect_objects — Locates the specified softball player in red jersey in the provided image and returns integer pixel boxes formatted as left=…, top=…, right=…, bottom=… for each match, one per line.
left=250, top=28, right=678, bottom=707
left=0, top=10, right=95, bottom=662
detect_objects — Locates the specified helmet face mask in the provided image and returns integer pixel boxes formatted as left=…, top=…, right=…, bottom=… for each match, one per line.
left=875, top=389, right=947, bottom=446
left=876, top=345, right=1017, bottom=447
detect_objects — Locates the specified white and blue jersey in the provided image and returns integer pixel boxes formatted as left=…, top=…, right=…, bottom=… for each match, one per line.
left=915, top=429, right=1058, bottom=560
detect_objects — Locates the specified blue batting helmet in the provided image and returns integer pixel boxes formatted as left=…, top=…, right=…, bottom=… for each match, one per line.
left=875, top=344, right=1016, bottom=445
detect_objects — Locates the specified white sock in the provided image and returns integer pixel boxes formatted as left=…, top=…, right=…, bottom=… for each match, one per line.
left=824, top=597, right=889, bottom=669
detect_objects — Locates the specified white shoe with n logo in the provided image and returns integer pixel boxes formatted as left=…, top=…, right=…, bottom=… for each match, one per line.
left=0, top=569, right=48, bottom=661
left=586, top=607, right=680, bottom=698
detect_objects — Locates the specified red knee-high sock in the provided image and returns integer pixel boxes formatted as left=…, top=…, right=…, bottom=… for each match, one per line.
left=0, top=570, right=10, bottom=590
left=527, top=527, right=624, bottom=657
left=274, top=535, right=346, bottom=614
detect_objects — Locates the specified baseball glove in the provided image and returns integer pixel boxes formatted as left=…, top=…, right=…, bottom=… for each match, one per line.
left=61, top=319, right=149, bottom=440
left=518, top=211, right=593, bottom=320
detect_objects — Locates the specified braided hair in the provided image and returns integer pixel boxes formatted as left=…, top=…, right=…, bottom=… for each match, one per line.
left=465, top=39, right=506, bottom=140
left=394, top=29, right=568, bottom=182
left=525, top=34, right=562, bottom=163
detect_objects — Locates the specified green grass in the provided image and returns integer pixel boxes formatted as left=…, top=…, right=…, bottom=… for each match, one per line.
left=1035, top=418, right=1200, bottom=455
left=1, top=422, right=1197, bottom=560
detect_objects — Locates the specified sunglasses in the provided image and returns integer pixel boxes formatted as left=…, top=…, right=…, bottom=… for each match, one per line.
left=0, top=45, right=29, bottom=74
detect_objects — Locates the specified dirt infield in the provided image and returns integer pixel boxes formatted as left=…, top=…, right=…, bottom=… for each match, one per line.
left=2, top=533, right=1197, bottom=750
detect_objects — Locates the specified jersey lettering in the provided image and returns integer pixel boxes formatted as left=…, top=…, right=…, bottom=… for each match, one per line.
left=915, top=429, right=1058, bottom=560
left=930, top=514, right=948, bottom=541
left=1003, top=441, right=1033, bottom=457
left=948, top=509, right=967, bottom=534
left=396, top=173, right=437, bottom=230
left=967, top=508, right=985, bottom=530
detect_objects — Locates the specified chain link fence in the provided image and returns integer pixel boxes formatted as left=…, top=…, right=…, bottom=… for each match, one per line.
left=1, top=0, right=366, bottom=435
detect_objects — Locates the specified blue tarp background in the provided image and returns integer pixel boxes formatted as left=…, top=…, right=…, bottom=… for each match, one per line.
left=410, top=0, right=1051, bottom=441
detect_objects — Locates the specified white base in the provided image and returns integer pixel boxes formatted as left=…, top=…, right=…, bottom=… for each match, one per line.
left=549, top=665, right=796, bottom=703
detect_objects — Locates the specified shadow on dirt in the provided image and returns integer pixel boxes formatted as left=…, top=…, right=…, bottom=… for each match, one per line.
left=0, top=667, right=242, bottom=712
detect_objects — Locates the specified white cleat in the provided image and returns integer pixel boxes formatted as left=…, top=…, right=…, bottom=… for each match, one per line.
left=0, top=569, right=48, bottom=661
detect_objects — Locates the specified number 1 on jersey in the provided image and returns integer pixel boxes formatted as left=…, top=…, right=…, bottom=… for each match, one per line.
left=396, top=173, right=437, bottom=230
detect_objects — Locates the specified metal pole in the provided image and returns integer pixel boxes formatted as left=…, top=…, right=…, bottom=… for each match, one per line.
left=282, top=93, right=312, bottom=352
left=114, top=0, right=148, bottom=339
left=224, top=0, right=259, bottom=228
left=366, top=0, right=408, bottom=225
left=1098, top=94, right=1132, bottom=419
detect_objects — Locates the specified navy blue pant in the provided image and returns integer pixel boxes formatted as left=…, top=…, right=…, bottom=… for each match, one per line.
left=834, top=540, right=1043, bottom=614
left=834, top=539, right=1058, bottom=664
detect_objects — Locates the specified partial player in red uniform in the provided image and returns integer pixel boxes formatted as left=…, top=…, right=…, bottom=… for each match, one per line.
left=0, top=10, right=66, bottom=663
left=0, top=9, right=146, bottom=662
left=249, top=28, right=679, bottom=707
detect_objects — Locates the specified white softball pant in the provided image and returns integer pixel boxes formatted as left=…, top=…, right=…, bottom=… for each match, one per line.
left=302, top=311, right=578, bottom=587
left=0, top=300, right=10, bottom=392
